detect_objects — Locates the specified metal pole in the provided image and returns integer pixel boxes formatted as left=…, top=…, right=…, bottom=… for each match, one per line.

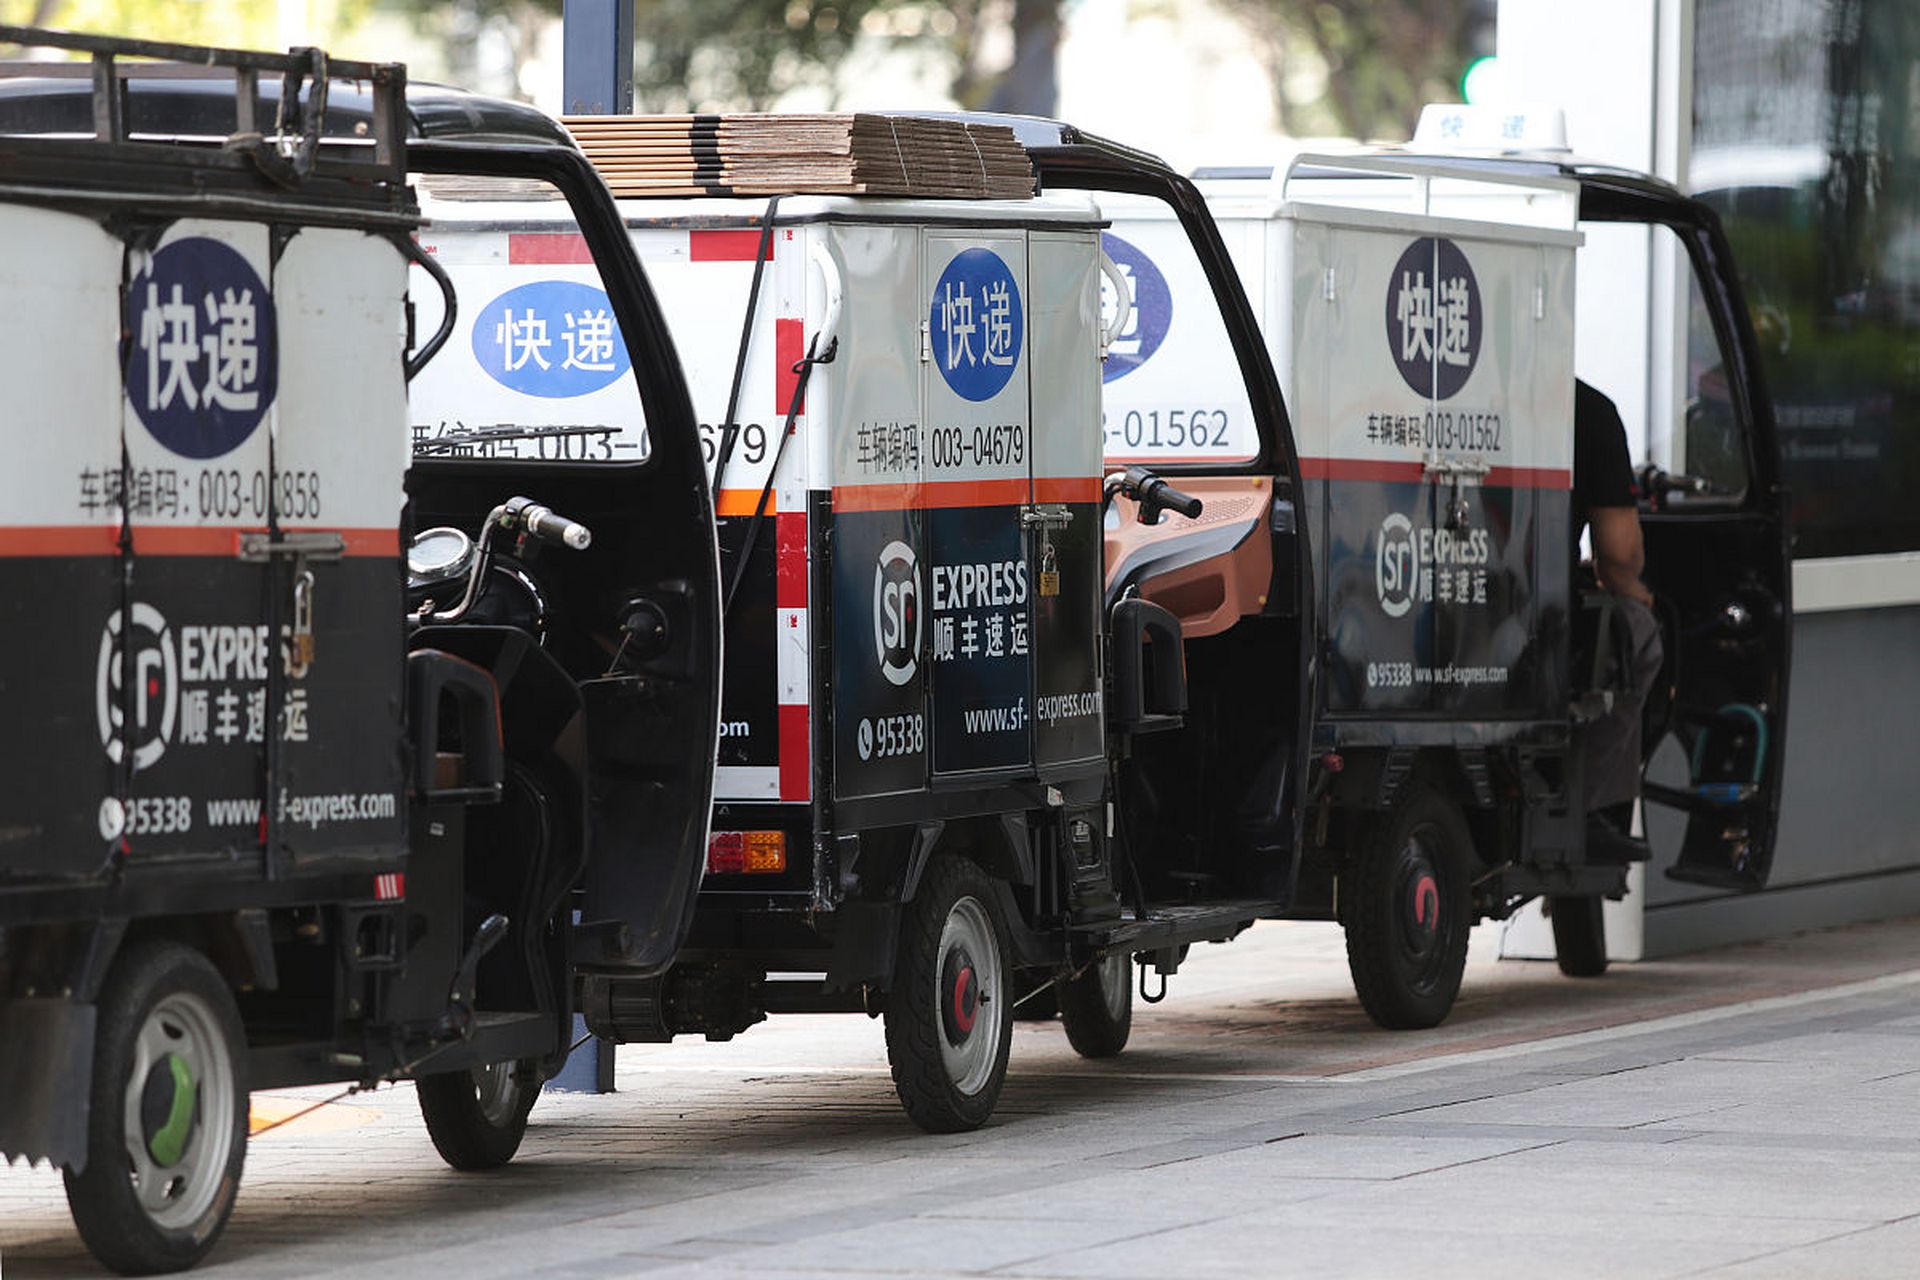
left=561, top=0, right=633, bottom=116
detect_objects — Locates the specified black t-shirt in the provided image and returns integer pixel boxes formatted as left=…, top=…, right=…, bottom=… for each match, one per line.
left=1572, top=380, right=1637, bottom=554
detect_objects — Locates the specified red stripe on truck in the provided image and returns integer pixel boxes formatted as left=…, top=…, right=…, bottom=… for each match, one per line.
left=0, top=526, right=399, bottom=557
left=775, top=318, right=806, bottom=414
left=1297, top=457, right=1570, bottom=490
left=778, top=703, right=809, bottom=801
left=776, top=511, right=807, bottom=609
left=507, top=232, right=593, bottom=264
left=831, top=477, right=1099, bottom=512
left=691, top=229, right=774, bottom=261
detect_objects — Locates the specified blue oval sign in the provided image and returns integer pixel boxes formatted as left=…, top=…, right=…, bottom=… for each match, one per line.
left=930, top=247, right=1022, bottom=402
left=126, top=237, right=278, bottom=460
left=474, top=280, right=632, bottom=398
left=1100, top=233, right=1172, bottom=384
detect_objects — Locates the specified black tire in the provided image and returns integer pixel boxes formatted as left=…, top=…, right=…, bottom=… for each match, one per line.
left=1058, top=951, right=1133, bottom=1059
left=64, top=941, right=248, bottom=1276
left=416, top=1059, right=540, bottom=1171
left=1550, top=895, right=1610, bottom=978
left=1343, top=787, right=1474, bottom=1030
left=884, top=856, right=1014, bottom=1133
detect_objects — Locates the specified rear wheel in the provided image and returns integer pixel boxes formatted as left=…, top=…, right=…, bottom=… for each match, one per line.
left=884, top=856, right=1013, bottom=1133
left=1550, top=895, right=1610, bottom=978
left=1058, top=951, right=1133, bottom=1059
left=416, top=1059, right=539, bottom=1171
left=1344, top=787, right=1473, bottom=1030
left=65, top=941, right=248, bottom=1276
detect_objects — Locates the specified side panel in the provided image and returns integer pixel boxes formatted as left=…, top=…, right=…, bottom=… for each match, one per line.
left=0, top=207, right=126, bottom=877
left=1028, top=230, right=1106, bottom=769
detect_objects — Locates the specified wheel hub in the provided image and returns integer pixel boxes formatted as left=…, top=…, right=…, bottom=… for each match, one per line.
left=139, top=1053, right=197, bottom=1168
left=941, top=948, right=979, bottom=1045
left=1397, top=838, right=1445, bottom=967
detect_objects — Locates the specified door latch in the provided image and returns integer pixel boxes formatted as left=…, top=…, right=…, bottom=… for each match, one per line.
left=1019, top=503, right=1073, bottom=529
left=1423, top=456, right=1490, bottom=531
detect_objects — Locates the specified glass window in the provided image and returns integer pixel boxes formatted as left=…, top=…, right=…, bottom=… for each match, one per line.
left=1691, top=0, right=1920, bottom=557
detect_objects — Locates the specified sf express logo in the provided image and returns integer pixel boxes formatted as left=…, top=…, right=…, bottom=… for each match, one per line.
left=1385, top=237, right=1481, bottom=400
left=96, top=606, right=307, bottom=772
left=97, top=603, right=178, bottom=771
left=873, top=540, right=922, bottom=686
left=1375, top=513, right=1491, bottom=619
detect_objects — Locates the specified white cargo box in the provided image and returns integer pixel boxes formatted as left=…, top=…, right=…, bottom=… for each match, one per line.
left=1101, top=157, right=1584, bottom=722
left=408, top=186, right=1116, bottom=802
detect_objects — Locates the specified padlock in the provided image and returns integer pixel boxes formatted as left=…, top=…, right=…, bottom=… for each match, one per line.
left=1038, top=541, right=1060, bottom=598
left=289, top=569, right=316, bottom=678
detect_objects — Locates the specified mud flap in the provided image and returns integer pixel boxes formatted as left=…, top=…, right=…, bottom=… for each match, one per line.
left=0, top=998, right=96, bottom=1171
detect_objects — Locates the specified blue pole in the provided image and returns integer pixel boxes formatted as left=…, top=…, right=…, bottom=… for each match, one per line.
left=545, top=1012, right=616, bottom=1094
left=550, top=0, right=628, bottom=1099
left=562, top=0, right=634, bottom=116
left=546, top=913, right=615, bottom=1095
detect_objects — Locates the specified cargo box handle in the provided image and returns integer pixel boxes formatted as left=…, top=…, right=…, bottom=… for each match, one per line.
left=809, top=238, right=844, bottom=360
left=1098, top=248, right=1132, bottom=359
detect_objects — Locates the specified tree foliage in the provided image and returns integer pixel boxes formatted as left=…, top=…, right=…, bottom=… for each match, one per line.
left=0, top=0, right=372, bottom=51
left=1218, top=0, right=1487, bottom=141
left=630, top=0, right=888, bottom=112
left=624, top=1, right=1060, bottom=115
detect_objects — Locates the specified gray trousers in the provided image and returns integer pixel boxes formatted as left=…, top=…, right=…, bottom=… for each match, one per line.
left=1585, top=594, right=1664, bottom=813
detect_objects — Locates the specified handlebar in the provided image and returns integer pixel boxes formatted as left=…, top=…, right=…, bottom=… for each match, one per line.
left=504, top=497, right=593, bottom=550
left=1104, top=466, right=1204, bottom=525
left=1637, top=463, right=1714, bottom=502
left=415, top=496, right=592, bottom=625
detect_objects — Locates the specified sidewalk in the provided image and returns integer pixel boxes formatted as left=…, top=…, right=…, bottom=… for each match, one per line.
left=5, top=915, right=1920, bottom=1278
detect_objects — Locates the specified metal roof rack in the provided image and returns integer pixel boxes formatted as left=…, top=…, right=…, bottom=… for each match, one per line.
left=0, top=25, right=407, bottom=190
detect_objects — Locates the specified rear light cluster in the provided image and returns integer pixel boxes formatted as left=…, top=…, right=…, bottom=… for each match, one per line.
left=706, top=829, right=787, bottom=875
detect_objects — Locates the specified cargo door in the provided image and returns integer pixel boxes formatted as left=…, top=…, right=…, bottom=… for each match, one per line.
left=1026, top=230, right=1106, bottom=773
left=111, top=220, right=282, bottom=870
left=1422, top=234, right=1572, bottom=721
left=1633, top=218, right=1792, bottom=891
left=1312, top=222, right=1444, bottom=716
left=828, top=223, right=930, bottom=801
left=270, top=228, right=410, bottom=868
left=923, top=231, right=1034, bottom=778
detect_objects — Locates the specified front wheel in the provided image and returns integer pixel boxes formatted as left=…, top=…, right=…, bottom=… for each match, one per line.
left=1550, top=895, right=1609, bottom=978
left=1343, top=787, right=1474, bottom=1030
left=884, top=856, right=1014, bottom=1133
left=416, top=1059, right=540, bottom=1171
left=65, top=941, right=249, bottom=1276
left=1058, top=951, right=1133, bottom=1059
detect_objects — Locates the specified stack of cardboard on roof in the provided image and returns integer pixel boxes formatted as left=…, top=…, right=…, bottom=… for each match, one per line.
left=560, top=113, right=1036, bottom=199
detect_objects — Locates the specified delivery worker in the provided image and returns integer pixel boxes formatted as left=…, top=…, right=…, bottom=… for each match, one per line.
left=1574, top=380, right=1663, bottom=862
